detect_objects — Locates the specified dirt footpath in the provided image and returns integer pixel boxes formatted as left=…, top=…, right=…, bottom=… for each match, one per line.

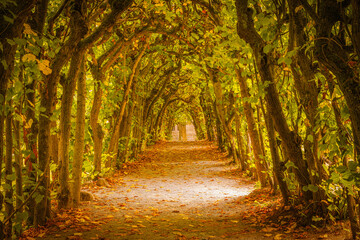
left=35, top=141, right=347, bottom=240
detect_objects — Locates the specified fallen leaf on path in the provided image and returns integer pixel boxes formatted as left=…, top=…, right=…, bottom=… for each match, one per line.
left=173, top=231, right=183, bottom=236
left=274, top=234, right=283, bottom=240
left=261, top=227, right=278, bottom=232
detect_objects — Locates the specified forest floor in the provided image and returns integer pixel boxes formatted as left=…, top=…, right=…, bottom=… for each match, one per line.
left=24, top=141, right=349, bottom=240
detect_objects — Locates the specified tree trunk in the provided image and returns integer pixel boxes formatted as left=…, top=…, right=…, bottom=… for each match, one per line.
left=179, top=124, right=187, bottom=141
left=235, top=112, right=247, bottom=171
left=90, top=71, right=105, bottom=174
left=107, top=41, right=149, bottom=168
left=24, top=79, right=38, bottom=225
left=131, top=94, right=144, bottom=157
left=312, top=0, right=360, bottom=157
left=265, top=110, right=289, bottom=204
left=234, top=0, right=312, bottom=200
left=153, top=91, right=177, bottom=140
left=58, top=48, right=86, bottom=209
left=328, top=74, right=360, bottom=238
left=0, top=0, right=36, bottom=218
left=25, top=0, right=48, bottom=224
left=214, top=106, right=224, bottom=151
left=5, top=100, right=14, bottom=239
left=288, top=0, right=326, bottom=203
left=72, top=59, right=86, bottom=207
left=235, top=67, right=267, bottom=187
left=14, top=118, right=23, bottom=236
left=200, top=92, right=215, bottom=141
left=190, top=105, right=206, bottom=140
left=36, top=1, right=87, bottom=225
left=210, top=68, right=239, bottom=163
left=118, top=85, right=138, bottom=164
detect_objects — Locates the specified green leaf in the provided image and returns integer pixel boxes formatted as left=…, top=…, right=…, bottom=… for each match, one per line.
left=13, top=37, right=27, bottom=46
left=284, top=57, right=292, bottom=65
left=348, top=161, right=357, bottom=172
left=263, top=44, right=273, bottom=54
left=15, top=211, right=29, bottom=222
left=285, top=161, right=297, bottom=169
left=3, top=15, right=14, bottom=24
left=308, top=184, right=319, bottom=192
left=6, top=173, right=16, bottom=181
left=307, top=134, right=313, bottom=143
left=34, top=193, right=44, bottom=204
left=39, top=106, right=46, bottom=112
left=6, top=38, right=16, bottom=45
left=336, top=165, right=347, bottom=173
left=48, top=50, right=55, bottom=58
left=3, top=183, right=12, bottom=191
left=1, top=59, right=8, bottom=70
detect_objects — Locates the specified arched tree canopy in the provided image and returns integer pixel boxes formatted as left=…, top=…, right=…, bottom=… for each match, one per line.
left=0, top=0, right=360, bottom=238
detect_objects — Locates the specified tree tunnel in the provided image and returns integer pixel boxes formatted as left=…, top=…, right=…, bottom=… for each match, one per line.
left=1, top=0, right=360, bottom=238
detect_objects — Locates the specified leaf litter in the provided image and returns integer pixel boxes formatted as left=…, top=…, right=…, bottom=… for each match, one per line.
left=22, top=141, right=349, bottom=240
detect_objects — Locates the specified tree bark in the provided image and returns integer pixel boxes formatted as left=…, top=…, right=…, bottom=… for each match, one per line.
left=106, top=41, right=149, bottom=168
left=234, top=0, right=312, bottom=200
left=90, top=70, right=105, bottom=174
left=200, top=91, right=215, bottom=141
left=72, top=59, right=86, bottom=207
left=209, top=67, right=239, bottom=163
left=265, top=110, right=289, bottom=204
left=179, top=124, right=187, bottom=141
left=58, top=48, right=86, bottom=209
left=235, top=67, right=267, bottom=187
left=288, top=0, right=327, bottom=203
left=24, top=0, right=49, bottom=223
left=36, top=1, right=88, bottom=225
left=235, top=111, right=247, bottom=171
left=190, top=104, right=206, bottom=140
left=0, top=0, right=36, bottom=217
left=308, top=0, right=360, bottom=156
left=14, top=116, right=23, bottom=236
left=5, top=100, right=14, bottom=239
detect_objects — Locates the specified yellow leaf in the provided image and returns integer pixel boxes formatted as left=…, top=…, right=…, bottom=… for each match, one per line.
left=295, top=6, right=303, bottom=13
left=22, top=53, right=36, bottom=62
left=173, top=232, right=183, bottom=236
left=274, top=234, right=283, bottom=240
left=23, top=23, right=37, bottom=36
left=38, top=60, right=52, bottom=75
left=25, top=118, right=33, bottom=129
left=261, top=227, right=277, bottom=232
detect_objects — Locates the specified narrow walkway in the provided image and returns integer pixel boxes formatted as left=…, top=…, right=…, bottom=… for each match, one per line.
left=39, top=141, right=266, bottom=239
left=36, top=141, right=344, bottom=240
